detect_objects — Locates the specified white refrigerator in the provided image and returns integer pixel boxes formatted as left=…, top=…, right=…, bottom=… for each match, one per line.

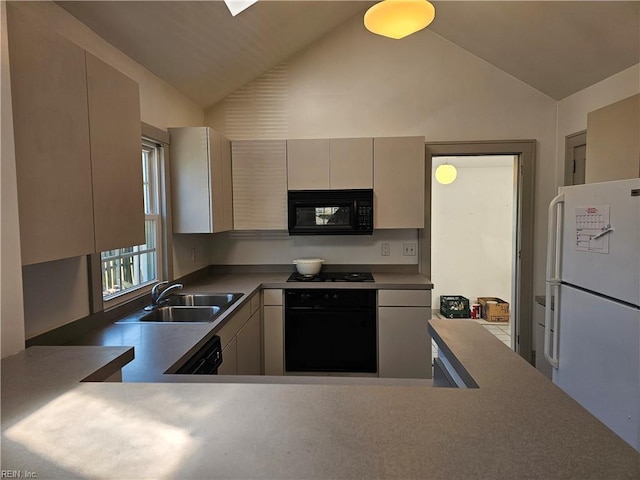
left=545, top=178, right=640, bottom=452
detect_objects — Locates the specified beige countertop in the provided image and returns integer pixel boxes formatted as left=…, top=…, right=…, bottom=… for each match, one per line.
left=69, top=271, right=432, bottom=382
left=3, top=320, right=638, bottom=479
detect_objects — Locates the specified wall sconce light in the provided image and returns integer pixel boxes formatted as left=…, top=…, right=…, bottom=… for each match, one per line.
left=435, top=163, right=457, bottom=185
left=364, top=0, right=436, bottom=40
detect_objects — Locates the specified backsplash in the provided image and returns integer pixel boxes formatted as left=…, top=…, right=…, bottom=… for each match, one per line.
left=208, top=229, right=419, bottom=265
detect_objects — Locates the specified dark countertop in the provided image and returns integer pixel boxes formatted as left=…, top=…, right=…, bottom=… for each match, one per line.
left=69, top=271, right=433, bottom=382
left=3, top=319, right=638, bottom=479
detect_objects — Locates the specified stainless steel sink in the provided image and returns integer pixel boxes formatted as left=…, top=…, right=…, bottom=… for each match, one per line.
left=115, top=292, right=244, bottom=324
left=139, top=306, right=221, bottom=323
left=166, top=292, right=243, bottom=307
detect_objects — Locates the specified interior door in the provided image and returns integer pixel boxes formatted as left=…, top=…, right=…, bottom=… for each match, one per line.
left=564, top=131, right=586, bottom=186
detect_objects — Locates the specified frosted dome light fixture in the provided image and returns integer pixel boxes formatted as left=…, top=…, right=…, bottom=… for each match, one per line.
left=364, top=0, right=436, bottom=40
left=435, top=164, right=457, bottom=185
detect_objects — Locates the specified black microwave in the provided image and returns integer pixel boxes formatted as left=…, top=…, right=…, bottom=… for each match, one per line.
left=287, top=189, right=373, bottom=235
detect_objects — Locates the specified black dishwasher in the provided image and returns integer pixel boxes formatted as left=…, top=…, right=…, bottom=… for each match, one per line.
left=175, top=335, right=223, bottom=374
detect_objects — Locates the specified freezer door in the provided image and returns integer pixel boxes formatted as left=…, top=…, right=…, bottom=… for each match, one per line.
left=559, top=179, right=640, bottom=306
left=553, top=284, right=639, bottom=451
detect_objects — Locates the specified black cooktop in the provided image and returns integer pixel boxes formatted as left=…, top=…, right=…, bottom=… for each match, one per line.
left=286, top=271, right=375, bottom=283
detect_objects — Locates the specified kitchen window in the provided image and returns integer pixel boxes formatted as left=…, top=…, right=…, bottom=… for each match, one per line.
left=101, top=139, right=164, bottom=302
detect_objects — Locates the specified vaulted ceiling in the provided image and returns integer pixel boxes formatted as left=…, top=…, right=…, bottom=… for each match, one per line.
left=56, top=1, right=640, bottom=107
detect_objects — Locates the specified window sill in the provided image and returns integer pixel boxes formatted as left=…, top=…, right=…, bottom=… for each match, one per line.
left=102, top=281, right=156, bottom=312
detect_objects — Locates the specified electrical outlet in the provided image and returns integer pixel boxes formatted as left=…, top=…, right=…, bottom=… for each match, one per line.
left=191, top=248, right=196, bottom=263
left=403, top=243, right=417, bottom=256
left=381, top=243, right=390, bottom=256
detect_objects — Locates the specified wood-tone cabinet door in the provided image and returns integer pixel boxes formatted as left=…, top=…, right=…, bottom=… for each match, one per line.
left=237, top=309, right=262, bottom=375
left=286, top=139, right=330, bottom=190
left=329, top=138, right=373, bottom=189
left=86, top=53, right=144, bottom=252
left=232, top=140, right=287, bottom=230
left=8, top=5, right=95, bottom=265
left=373, top=136, right=425, bottom=229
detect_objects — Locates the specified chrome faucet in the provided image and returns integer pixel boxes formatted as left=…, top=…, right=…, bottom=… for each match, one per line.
left=146, top=281, right=183, bottom=310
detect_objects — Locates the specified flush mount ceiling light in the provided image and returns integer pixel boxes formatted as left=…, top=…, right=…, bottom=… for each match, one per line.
left=364, top=0, right=436, bottom=39
left=224, top=0, right=259, bottom=17
left=435, top=164, right=457, bottom=185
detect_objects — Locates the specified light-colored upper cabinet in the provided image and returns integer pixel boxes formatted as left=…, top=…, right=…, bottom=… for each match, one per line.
left=169, top=127, right=233, bottom=234
left=8, top=6, right=144, bottom=265
left=329, top=138, right=373, bottom=189
left=286, top=138, right=373, bottom=190
left=373, top=136, right=425, bottom=229
left=232, top=140, right=287, bottom=230
left=86, top=53, right=144, bottom=252
left=8, top=5, right=95, bottom=265
left=586, top=94, right=640, bottom=183
left=287, top=139, right=330, bottom=190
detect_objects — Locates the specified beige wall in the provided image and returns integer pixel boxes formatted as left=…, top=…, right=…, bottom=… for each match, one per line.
left=1, top=1, right=26, bottom=357
left=206, top=15, right=558, bottom=295
left=7, top=1, right=205, bottom=343
left=556, top=65, right=640, bottom=186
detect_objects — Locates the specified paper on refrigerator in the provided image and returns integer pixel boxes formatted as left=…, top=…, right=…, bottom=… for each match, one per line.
left=574, top=205, right=611, bottom=254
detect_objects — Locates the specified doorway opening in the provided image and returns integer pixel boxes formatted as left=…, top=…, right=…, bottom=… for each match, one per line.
left=431, top=155, right=516, bottom=347
left=421, top=141, right=535, bottom=363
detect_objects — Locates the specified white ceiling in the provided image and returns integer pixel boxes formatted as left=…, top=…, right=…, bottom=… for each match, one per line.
left=56, top=1, right=640, bottom=108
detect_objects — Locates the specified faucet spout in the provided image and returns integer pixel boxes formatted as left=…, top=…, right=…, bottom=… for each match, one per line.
left=146, top=282, right=184, bottom=310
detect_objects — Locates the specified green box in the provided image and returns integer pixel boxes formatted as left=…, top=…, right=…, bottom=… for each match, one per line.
left=440, top=295, right=470, bottom=318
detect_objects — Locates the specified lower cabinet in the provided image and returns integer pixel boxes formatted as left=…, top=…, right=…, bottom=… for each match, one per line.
left=217, top=292, right=262, bottom=375
left=263, top=289, right=284, bottom=376
left=237, top=306, right=261, bottom=375
left=218, top=337, right=237, bottom=375
left=378, top=290, right=432, bottom=379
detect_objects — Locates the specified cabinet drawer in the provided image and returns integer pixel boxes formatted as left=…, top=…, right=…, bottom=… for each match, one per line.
left=378, top=290, right=431, bottom=307
left=217, top=302, right=250, bottom=348
left=263, top=289, right=283, bottom=306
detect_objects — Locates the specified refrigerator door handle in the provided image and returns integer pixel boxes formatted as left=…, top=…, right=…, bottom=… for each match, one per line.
left=545, top=193, right=564, bottom=369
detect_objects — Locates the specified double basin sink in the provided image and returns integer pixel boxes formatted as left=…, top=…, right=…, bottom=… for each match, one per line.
left=117, top=293, right=243, bottom=324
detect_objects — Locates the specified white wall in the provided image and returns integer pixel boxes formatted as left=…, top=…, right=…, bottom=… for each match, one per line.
left=8, top=1, right=205, bottom=341
left=206, top=15, right=557, bottom=286
left=1, top=1, right=26, bottom=357
left=431, top=157, right=514, bottom=311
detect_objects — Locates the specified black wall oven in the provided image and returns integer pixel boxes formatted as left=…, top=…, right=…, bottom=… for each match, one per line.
left=284, top=289, right=377, bottom=375
left=287, top=189, right=373, bottom=235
